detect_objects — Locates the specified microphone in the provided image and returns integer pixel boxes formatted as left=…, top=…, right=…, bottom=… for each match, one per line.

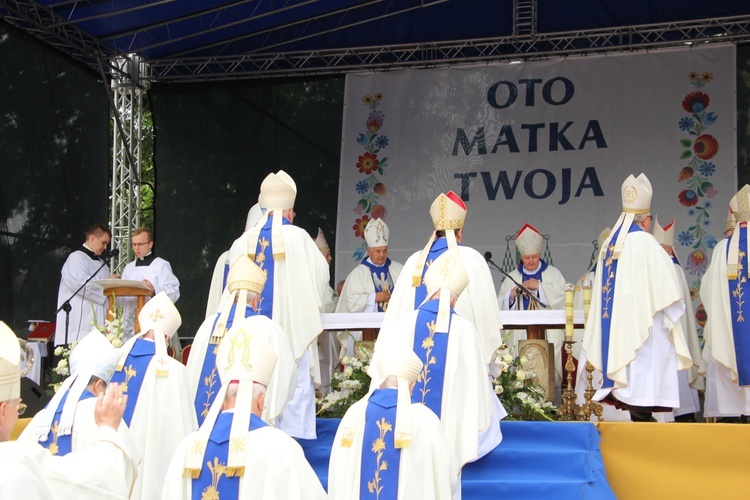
left=483, top=250, right=547, bottom=309
left=483, top=251, right=498, bottom=268
left=103, top=248, right=120, bottom=260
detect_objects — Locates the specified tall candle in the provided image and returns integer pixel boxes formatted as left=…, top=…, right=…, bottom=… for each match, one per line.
left=565, top=282, right=575, bottom=341
left=582, top=280, right=592, bottom=320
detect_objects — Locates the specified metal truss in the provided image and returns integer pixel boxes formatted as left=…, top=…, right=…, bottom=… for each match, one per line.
left=0, top=0, right=123, bottom=76
left=148, top=14, right=750, bottom=82
left=109, top=55, right=147, bottom=273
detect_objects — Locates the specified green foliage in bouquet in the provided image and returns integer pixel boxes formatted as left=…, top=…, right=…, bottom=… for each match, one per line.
left=317, top=337, right=371, bottom=418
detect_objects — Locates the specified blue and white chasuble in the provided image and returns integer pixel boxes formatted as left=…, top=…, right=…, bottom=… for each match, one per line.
left=361, top=258, right=395, bottom=312
left=413, top=238, right=449, bottom=308
left=38, top=389, right=96, bottom=456
left=253, top=215, right=290, bottom=318
left=110, top=338, right=155, bottom=425
left=359, top=389, right=402, bottom=500
left=411, top=299, right=451, bottom=418
left=727, top=225, right=750, bottom=386
left=192, top=412, right=268, bottom=500
left=513, top=260, right=549, bottom=310
left=599, top=222, right=643, bottom=389
left=194, top=304, right=259, bottom=425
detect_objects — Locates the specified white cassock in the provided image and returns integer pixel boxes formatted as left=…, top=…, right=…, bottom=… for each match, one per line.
left=162, top=418, right=328, bottom=499
left=55, top=247, right=110, bottom=345
left=228, top=218, right=329, bottom=439
left=579, top=231, right=692, bottom=409
left=699, top=237, right=750, bottom=417
left=120, top=255, right=180, bottom=337
left=0, top=426, right=137, bottom=499
left=382, top=244, right=503, bottom=367
left=373, top=310, right=506, bottom=468
left=205, top=250, right=230, bottom=319
left=335, top=259, right=403, bottom=356
left=19, top=395, right=137, bottom=460
left=114, top=339, right=197, bottom=500
left=328, top=396, right=458, bottom=500
left=498, top=263, right=566, bottom=383
left=187, top=314, right=297, bottom=425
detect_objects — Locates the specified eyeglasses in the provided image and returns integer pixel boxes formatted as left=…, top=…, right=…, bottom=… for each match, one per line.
left=16, top=399, right=26, bottom=416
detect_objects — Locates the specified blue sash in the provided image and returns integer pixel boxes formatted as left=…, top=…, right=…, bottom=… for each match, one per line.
left=110, top=338, right=155, bottom=425
left=194, top=304, right=257, bottom=425
left=514, top=260, right=549, bottom=310
left=413, top=238, right=450, bottom=307
left=726, top=226, right=750, bottom=386
left=361, top=258, right=394, bottom=312
left=359, top=389, right=402, bottom=500
left=254, top=215, right=290, bottom=318
left=192, top=412, right=268, bottom=500
left=221, top=260, right=230, bottom=293
left=600, top=222, right=643, bottom=389
left=38, top=389, right=96, bottom=456
left=411, top=299, right=451, bottom=418
left=670, top=255, right=680, bottom=265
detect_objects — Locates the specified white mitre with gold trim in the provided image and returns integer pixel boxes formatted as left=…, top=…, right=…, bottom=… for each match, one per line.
left=515, top=223, right=543, bottom=256
left=0, top=321, right=20, bottom=402
left=365, top=218, right=389, bottom=248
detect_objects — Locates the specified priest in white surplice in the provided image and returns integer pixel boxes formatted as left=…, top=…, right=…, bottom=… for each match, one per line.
left=382, top=191, right=503, bottom=368
left=329, top=346, right=458, bottom=500
left=119, top=228, right=180, bottom=339
left=336, top=218, right=403, bottom=356
left=187, top=255, right=295, bottom=427
left=227, top=170, right=329, bottom=439
left=372, top=250, right=506, bottom=470
left=55, top=224, right=115, bottom=345
left=652, top=216, right=704, bottom=421
left=315, top=227, right=339, bottom=394
left=0, top=321, right=137, bottom=499
left=20, top=329, right=135, bottom=457
left=110, top=292, right=197, bottom=500
left=163, top=319, right=327, bottom=499
left=205, top=203, right=264, bottom=319
left=577, top=173, right=692, bottom=422
left=700, top=185, right=750, bottom=418
left=498, top=223, right=567, bottom=384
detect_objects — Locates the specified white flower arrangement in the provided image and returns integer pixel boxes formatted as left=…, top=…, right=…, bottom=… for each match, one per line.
left=316, top=337, right=372, bottom=418
left=492, top=338, right=558, bottom=421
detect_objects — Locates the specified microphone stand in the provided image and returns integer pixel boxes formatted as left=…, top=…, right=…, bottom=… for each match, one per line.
left=56, top=255, right=110, bottom=346
left=484, top=257, right=548, bottom=309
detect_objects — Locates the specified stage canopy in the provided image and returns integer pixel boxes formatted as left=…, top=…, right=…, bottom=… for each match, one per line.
left=1, top=0, right=749, bottom=81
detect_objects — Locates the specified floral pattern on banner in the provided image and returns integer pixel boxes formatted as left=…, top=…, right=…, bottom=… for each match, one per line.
left=677, top=71, right=721, bottom=333
left=351, top=93, right=390, bottom=262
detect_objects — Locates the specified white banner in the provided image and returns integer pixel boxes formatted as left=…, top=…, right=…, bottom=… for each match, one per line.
left=336, top=45, right=737, bottom=317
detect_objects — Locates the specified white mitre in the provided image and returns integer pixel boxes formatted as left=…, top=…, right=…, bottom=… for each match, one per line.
left=0, top=321, right=20, bottom=402
left=36, top=330, right=120, bottom=442
left=213, top=256, right=267, bottom=344
left=115, top=292, right=181, bottom=378
left=314, top=227, right=330, bottom=254
left=515, top=223, right=543, bottom=256
left=184, top=322, right=278, bottom=477
left=245, top=203, right=263, bottom=231
left=606, top=173, right=653, bottom=259
left=260, top=171, right=296, bottom=211
left=365, top=218, right=389, bottom=248
left=413, top=191, right=467, bottom=286
left=652, top=216, right=676, bottom=248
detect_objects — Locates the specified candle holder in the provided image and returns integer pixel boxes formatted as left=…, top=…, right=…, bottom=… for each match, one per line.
left=559, top=283, right=584, bottom=421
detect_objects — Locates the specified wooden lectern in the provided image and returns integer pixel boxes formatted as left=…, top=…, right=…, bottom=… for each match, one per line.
left=93, top=279, right=154, bottom=334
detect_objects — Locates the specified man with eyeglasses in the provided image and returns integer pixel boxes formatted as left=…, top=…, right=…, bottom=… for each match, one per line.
left=0, top=321, right=137, bottom=498
left=119, top=227, right=180, bottom=339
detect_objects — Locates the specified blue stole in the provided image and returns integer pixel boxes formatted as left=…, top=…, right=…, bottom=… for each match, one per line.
left=514, top=260, right=549, bottom=310
left=411, top=299, right=451, bottom=418
left=670, top=255, right=680, bottom=265
left=600, top=222, right=643, bottom=389
left=254, top=215, right=290, bottom=318
left=192, top=412, right=268, bottom=500
left=194, top=304, right=257, bottom=425
left=38, top=389, right=96, bottom=456
left=359, top=389, right=402, bottom=500
left=413, top=238, right=450, bottom=307
left=110, top=338, right=155, bottom=425
left=361, top=257, right=394, bottom=312
left=726, top=226, right=750, bottom=386
left=221, top=260, right=230, bottom=293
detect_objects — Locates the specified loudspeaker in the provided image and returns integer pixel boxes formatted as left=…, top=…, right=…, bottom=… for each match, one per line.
left=21, top=377, right=51, bottom=418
